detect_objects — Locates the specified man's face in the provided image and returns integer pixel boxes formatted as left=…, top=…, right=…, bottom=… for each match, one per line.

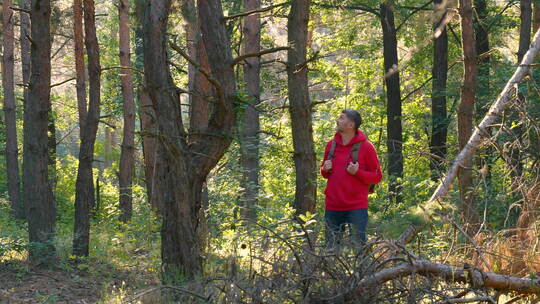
left=336, top=113, right=354, bottom=132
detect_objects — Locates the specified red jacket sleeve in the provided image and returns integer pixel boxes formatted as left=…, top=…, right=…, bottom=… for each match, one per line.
left=320, top=140, right=332, bottom=179
left=354, top=141, right=382, bottom=184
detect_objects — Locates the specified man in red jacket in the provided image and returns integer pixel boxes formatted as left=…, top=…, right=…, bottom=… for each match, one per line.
left=321, top=109, right=382, bottom=249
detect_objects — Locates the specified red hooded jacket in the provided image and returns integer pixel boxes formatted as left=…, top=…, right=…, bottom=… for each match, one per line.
left=321, top=131, right=382, bottom=211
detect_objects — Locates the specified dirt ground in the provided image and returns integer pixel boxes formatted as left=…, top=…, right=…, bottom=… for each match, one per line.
left=0, top=260, right=151, bottom=304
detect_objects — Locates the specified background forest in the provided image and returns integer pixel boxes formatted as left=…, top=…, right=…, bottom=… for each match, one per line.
left=0, top=0, right=539, bottom=303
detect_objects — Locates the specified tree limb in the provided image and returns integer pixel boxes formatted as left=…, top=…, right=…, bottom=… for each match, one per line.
left=50, top=77, right=76, bottom=88
left=222, top=1, right=289, bottom=21
left=169, top=41, right=224, bottom=99
left=311, top=1, right=379, bottom=16
left=231, top=46, right=290, bottom=66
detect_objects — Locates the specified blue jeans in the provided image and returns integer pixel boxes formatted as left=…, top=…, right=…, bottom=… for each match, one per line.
left=325, top=209, right=368, bottom=248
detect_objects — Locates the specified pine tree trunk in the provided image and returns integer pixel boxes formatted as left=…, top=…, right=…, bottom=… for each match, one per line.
left=73, top=0, right=101, bottom=257
left=134, top=1, right=160, bottom=212
left=74, top=0, right=87, bottom=129
left=24, top=0, right=56, bottom=262
left=458, top=0, right=480, bottom=237
left=142, top=0, right=237, bottom=280
left=287, top=0, right=317, bottom=215
left=2, top=0, right=22, bottom=218
left=184, top=0, right=211, bottom=142
left=380, top=1, right=403, bottom=204
left=118, top=0, right=136, bottom=222
left=240, top=0, right=261, bottom=220
left=430, top=0, right=449, bottom=181
left=18, top=0, right=31, bottom=220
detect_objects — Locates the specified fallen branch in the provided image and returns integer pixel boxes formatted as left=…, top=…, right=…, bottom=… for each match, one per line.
left=357, top=260, right=540, bottom=295
left=430, top=27, right=540, bottom=202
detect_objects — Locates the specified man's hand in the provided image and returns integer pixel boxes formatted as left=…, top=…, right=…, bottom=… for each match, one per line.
left=323, top=160, right=333, bottom=172
left=347, top=162, right=359, bottom=175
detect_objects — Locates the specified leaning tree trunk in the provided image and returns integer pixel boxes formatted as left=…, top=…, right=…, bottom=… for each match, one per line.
left=287, top=0, right=317, bottom=216
left=380, top=1, right=403, bottom=204
left=118, top=0, right=136, bottom=223
left=73, top=0, right=101, bottom=257
left=239, top=0, right=261, bottom=220
left=457, top=0, right=481, bottom=238
left=24, top=0, right=56, bottom=262
left=430, top=0, right=449, bottom=181
left=141, top=0, right=237, bottom=281
left=2, top=0, right=22, bottom=218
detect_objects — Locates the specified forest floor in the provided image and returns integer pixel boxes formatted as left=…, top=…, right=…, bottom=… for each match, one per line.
left=0, top=258, right=158, bottom=303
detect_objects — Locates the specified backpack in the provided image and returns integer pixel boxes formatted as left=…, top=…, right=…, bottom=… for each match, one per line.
left=328, top=139, right=376, bottom=194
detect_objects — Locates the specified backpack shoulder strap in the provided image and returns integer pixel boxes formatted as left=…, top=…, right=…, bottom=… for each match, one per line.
left=328, top=139, right=337, bottom=160
left=351, top=141, right=363, bottom=163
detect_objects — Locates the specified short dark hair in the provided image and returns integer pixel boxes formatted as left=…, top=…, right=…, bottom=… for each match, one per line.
left=342, top=109, right=362, bottom=130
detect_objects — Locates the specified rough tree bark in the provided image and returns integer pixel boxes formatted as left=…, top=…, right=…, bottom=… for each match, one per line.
left=24, top=0, right=56, bottom=261
left=2, top=0, right=22, bottom=218
left=141, top=0, right=237, bottom=280
left=74, top=0, right=87, bottom=132
left=118, top=0, right=136, bottom=222
left=183, top=0, right=211, bottom=142
left=474, top=0, right=490, bottom=115
left=73, top=0, right=101, bottom=257
left=380, top=1, right=403, bottom=204
left=134, top=0, right=161, bottom=212
left=287, top=0, right=317, bottom=215
left=18, top=0, right=31, bottom=220
left=457, top=0, right=480, bottom=237
left=430, top=0, right=449, bottom=181
left=240, top=0, right=261, bottom=220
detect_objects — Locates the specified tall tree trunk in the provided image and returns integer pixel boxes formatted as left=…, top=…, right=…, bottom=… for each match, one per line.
left=458, top=0, right=480, bottom=237
left=73, top=0, right=101, bottom=257
left=287, top=0, right=317, bottom=215
left=142, top=0, right=237, bottom=281
left=380, top=1, right=403, bottom=204
left=473, top=0, right=493, bottom=186
left=118, top=0, right=136, bottom=222
left=508, top=0, right=532, bottom=220
left=474, top=0, right=489, bottom=113
left=18, top=0, right=31, bottom=219
left=430, top=0, right=449, bottom=181
left=24, top=0, right=56, bottom=262
left=184, top=0, right=211, bottom=141
left=239, top=0, right=261, bottom=220
left=134, top=0, right=160, bottom=212
left=3, top=0, right=22, bottom=218
left=74, top=0, right=87, bottom=129
left=183, top=0, right=211, bottom=249
left=534, top=0, right=540, bottom=32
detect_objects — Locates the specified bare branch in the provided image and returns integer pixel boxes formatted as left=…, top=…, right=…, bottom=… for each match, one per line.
left=231, top=46, right=290, bottom=66
left=50, top=77, right=76, bottom=88
left=169, top=41, right=224, bottom=98
left=222, top=1, right=289, bottom=21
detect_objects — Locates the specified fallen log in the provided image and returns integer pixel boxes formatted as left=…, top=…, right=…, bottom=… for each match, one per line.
left=357, top=259, right=540, bottom=295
